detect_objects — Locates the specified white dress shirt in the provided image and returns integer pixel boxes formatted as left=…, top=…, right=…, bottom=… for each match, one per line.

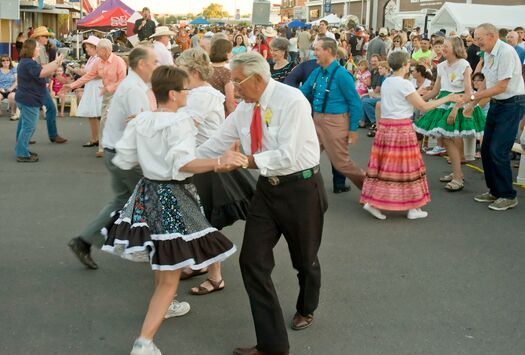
left=482, top=39, right=525, bottom=100
left=102, top=70, right=152, bottom=150
left=112, top=110, right=197, bottom=181
left=153, top=41, right=174, bottom=66
left=197, top=79, right=320, bottom=177
left=186, top=85, right=225, bottom=146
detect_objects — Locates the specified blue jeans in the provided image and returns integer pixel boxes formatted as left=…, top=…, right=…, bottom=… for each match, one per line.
left=361, top=96, right=380, bottom=124
left=43, top=90, right=58, bottom=138
left=15, top=102, right=40, bottom=157
left=481, top=95, right=525, bottom=199
left=332, top=164, right=346, bottom=189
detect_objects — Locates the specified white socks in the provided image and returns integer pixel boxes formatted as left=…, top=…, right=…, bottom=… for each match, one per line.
left=407, top=208, right=428, bottom=220
left=363, top=203, right=387, bottom=220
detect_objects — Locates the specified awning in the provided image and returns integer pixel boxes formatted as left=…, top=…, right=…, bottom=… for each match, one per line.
left=21, top=7, right=69, bottom=15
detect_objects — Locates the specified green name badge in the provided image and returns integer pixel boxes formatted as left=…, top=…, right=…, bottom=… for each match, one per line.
left=302, top=169, right=313, bottom=179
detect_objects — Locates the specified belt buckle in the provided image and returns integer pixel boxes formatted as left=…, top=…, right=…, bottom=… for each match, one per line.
left=268, top=176, right=280, bottom=186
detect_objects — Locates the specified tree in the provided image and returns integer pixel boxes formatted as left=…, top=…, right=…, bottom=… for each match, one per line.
left=202, top=3, right=229, bottom=19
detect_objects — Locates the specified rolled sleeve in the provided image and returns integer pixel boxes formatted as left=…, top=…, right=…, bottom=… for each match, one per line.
left=497, top=50, right=516, bottom=81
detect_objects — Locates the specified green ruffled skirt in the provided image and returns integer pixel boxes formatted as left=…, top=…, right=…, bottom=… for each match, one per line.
left=413, top=91, right=486, bottom=138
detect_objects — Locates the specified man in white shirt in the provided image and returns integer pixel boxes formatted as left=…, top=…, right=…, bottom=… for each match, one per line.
left=465, top=23, right=525, bottom=211
left=198, top=52, right=327, bottom=355
left=68, top=46, right=157, bottom=269
left=315, top=20, right=335, bottom=41
left=150, top=26, right=175, bottom=65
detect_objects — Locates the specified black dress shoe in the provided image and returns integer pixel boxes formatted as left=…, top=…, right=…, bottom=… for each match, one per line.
left=333, top=186, right=351, bottom=194
left=68, top=237, right=98, bottom=269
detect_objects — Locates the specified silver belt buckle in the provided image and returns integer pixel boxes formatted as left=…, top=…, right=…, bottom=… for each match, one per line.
left=268, top=176, right=280, bottom=186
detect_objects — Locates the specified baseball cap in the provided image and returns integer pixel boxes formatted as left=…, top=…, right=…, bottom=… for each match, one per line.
left=378, top=28, right=388, bottom=36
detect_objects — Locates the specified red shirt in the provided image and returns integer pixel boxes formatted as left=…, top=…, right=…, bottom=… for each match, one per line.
left=252, top=44, right=269, bottom=59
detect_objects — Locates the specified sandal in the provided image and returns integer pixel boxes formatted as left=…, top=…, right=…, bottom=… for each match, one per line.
left=444, top=179, right=464, bottom=192
left=82, top=140, right=99, bottom=147
left=439, top=173, right=454, bottom=182
left=180, top=267, right=208, bottom=280
left=190, top=278, right=224, bottom=296
left=367, top=124, right=377, bottom=137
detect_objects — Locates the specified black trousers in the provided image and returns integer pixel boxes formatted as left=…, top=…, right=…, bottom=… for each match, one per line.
left=239, top=173, right=328, bottom=353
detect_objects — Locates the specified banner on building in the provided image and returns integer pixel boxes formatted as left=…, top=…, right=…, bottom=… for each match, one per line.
left=0, top=0, right=20, bottom=20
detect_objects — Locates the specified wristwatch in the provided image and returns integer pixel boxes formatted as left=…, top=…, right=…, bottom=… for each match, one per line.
left=470, top=94, right=476, bottom=101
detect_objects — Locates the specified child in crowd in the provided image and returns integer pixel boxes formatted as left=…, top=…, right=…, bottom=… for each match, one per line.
left=355, top=59, right=371, bottom=96
left=50, top=66, right=71, bottom=117
left=472, top=72, right=490, bottom=158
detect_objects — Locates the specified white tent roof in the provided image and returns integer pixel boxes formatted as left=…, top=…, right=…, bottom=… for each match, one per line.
left=308, top=14, right=341, bottom=26
left=431, top=3, right=525, bottom=33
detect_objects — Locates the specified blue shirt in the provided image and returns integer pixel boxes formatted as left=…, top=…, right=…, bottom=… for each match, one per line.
left=0, top=67, right=16, bottom=90
left=283, top=59, right=318, bottom=88
left=300, top=60, right=362, bottom=131
left=514, top=45, right=525, bottom=65
left=15, top=58, right=47, bottom=107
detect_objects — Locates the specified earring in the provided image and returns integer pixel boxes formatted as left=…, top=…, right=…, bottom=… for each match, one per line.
left=173, top=97, right=177, bottom=103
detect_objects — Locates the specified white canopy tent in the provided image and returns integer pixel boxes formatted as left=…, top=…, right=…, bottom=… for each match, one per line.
left=308, top=14, right=341, bottom=26
left=430, top=3, right=525, bottom=34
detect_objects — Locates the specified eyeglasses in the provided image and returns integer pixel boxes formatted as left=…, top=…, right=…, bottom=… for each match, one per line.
left=177, top=88, right=190, bottom=92
left=231, top=73, right=255, bottom=86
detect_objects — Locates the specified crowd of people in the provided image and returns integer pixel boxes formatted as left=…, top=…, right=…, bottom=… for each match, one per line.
left=2, top=6, right=525, bottom=354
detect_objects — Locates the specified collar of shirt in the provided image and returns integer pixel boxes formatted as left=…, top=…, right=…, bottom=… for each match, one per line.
left=257, top=78, right=277, bottom=111
left=127, top=68, right=150, bottom=91
left=320, top=60, right=339, bottom=76
left=102, top=53, right=115, bottom=64
left=488, top=39, right=503, bottom=57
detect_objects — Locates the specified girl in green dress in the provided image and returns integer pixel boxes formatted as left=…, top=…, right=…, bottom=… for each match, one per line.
left=414, top=36, right=486, bottom=192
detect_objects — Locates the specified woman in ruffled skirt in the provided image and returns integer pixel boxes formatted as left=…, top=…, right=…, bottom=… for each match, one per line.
left=360, top=52, right=462, bottom=220
left=414, top=36, right=486, bottom=191
left=175, top=48, right=256, bottom=295
left=102, top=66, right=248, bottom=355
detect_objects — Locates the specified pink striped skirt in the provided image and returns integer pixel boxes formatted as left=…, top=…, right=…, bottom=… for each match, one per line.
left=360, top=119, right=430, bottom=211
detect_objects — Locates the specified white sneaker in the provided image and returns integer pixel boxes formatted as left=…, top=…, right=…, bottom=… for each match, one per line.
left=426, top=146, right=446, bottom=156
left=407, top=208, right=428, bottom=220
left=363, top=203, right=387, bottom=220
left=164, top=299, right=190, bottom=319
left=130, top=338, right=162, bottom=355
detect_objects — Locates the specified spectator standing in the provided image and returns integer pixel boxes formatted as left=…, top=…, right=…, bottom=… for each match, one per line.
left=506, top=31, right=525, bottom=64
left=288, top=30, right=299, bottom=64
left=150, top=26, right=176, bottom=66
left=232, top=34, right=248, bottom=56
left=252, top=34, right=269, bottom=60
left=466, top=23, right=525, bottom=211
left=269, top=37, right=295, bottom=82
left=412, top=36, right=433, bottom=61
left=208, top=39, right=236, bottom=116
left=31, top=26, right=67, bottom=144
left=133, top=7, right=156, bottom=41
left=514, top=26, right=525, bottom=49
left=347, top=26, right=367, bottom=62
left=387, top=34, right=408, bottom=57
left=15, top=39, right=64, bottom=162
left=15, top=32, right=25, bottom=58
left=176, top=27, right=191, bottom=51
left=315, top=20, right=335, bottom=41
left=367, top=27, right=388, bottom=62
left=298, top=28, right=312, bottom=62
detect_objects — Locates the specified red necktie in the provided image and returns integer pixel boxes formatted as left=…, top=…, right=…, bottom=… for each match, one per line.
left=250, top=102, right=263, bottom=154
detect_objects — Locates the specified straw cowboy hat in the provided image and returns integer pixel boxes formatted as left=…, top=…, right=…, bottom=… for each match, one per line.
left=262, top=26, right=278, bottom=38
left=149, top=26, right=176, bottom=39
left=82, top=35, right=100, bottom=47
left=30, top=26, right=54, bottom=38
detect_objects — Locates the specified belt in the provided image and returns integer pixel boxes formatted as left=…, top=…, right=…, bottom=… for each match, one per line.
left=104, top=148, right=116, bottom=153
left=491, top=94, right=525, bottom=104
left=263, top=165, right=319, bottom=186
left=147, top=177, right=193, bottom=185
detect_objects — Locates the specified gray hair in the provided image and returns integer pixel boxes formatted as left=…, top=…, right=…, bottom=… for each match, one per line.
left=388, top=51, right=410, bottom=71
left=476, top=23, right=498, bottom=36
left=129, top=46, right=152, bottom=70
left=97, top=38, right=112, bottom=50
left=317, top=37, right=337, bottom=56
left=270, top=37, right=290, bottom=57
left=230, top=52, right=271, bottom=82
left=175, top=47, right=214, bottom=81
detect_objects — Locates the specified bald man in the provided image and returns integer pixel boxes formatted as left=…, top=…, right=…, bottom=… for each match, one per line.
left=506, top=31, right=525, bottom=64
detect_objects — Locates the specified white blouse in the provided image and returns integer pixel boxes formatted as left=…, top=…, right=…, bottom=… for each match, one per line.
left=186, top=86, right=225, bottom=146
left=437, top=59, right=470, bottom=93
left=380, top=76, right=416, bottom=119
left=112, top=110, right=198, bottom=181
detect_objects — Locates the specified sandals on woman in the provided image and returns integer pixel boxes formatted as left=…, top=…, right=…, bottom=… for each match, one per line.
left=190, top=278, right=224, bottom=296
left=445, top=179, right=464, bottom=192
left=367, top=124, right=377, bottom=137
left=439, top=173, right=454, bottom=182
left=82, top=140, right=99, bottom=147
left=180, top=267, right=208, bottom=280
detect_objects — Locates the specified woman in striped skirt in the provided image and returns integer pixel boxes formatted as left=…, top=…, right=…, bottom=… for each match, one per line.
left=360, top=52, right=462, bottom=220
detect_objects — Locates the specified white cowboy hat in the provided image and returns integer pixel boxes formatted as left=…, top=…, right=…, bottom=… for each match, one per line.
left=30, top=26, right=54, bottom=38
left=149, top=26, right=176, bottom=39
left=262, top=26, right=277, bottom=38
left=82, top=35, right=100, bottom=47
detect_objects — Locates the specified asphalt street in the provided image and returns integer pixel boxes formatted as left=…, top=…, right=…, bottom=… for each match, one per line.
left=0, top=115, right=523, bottom=355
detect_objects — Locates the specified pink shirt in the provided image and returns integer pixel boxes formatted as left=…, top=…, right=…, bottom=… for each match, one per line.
left=356, top=70, right=371, bottom=95
left=71, top=53, right=126, bottom=94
